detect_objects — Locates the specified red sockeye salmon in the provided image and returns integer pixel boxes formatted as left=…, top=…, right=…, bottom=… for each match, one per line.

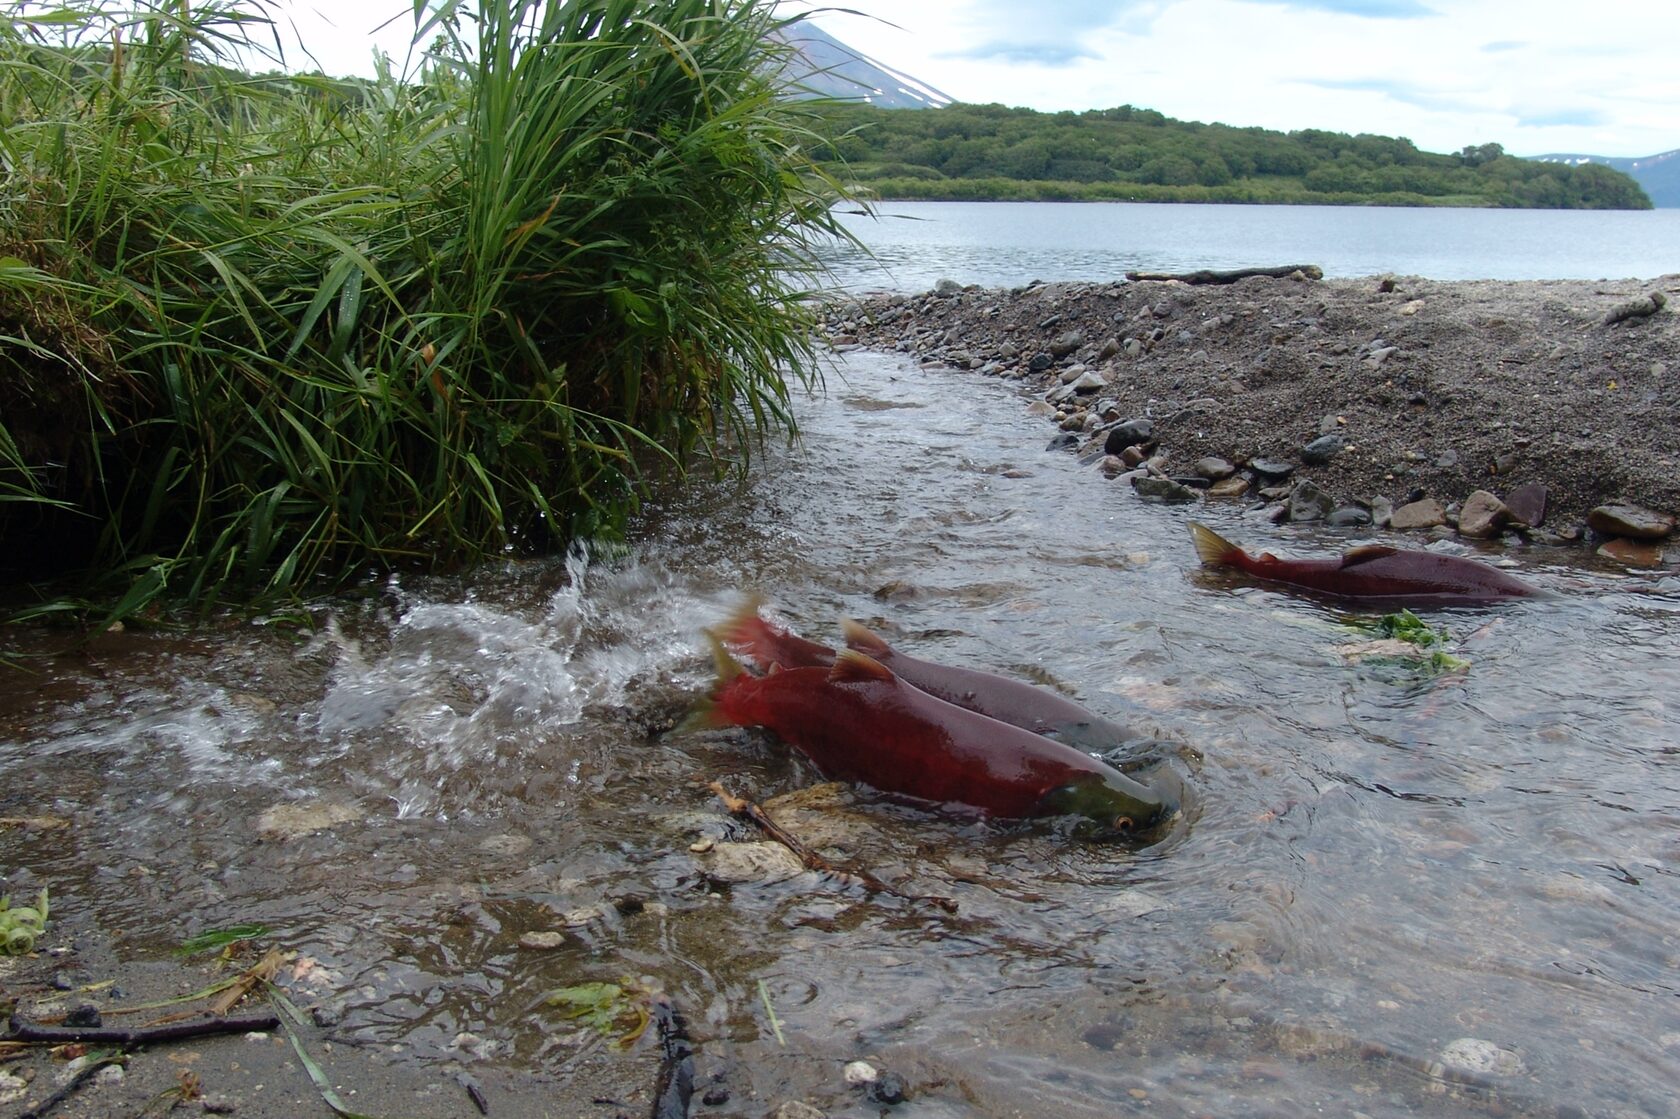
left=714, top=600, right=1141, bottom=752
left=689, top=639, right=1168, bottom=830
left=1189, top=521, right=1539, bottom=601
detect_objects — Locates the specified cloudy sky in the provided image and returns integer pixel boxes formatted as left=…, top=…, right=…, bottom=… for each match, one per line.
left=262, top=0, right=1674, bottom=158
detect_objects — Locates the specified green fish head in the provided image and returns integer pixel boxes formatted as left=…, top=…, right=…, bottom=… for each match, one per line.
left=1038, top=771, right=1167, bottom=834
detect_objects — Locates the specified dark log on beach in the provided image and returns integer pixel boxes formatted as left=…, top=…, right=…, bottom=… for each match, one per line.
left=1125, top=264, right=1323, bottom=284
left=7, top=1010, right=279, bottom=1045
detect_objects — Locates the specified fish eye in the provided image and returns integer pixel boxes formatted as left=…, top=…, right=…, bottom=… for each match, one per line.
left=1113, top=815, right=1134, bottom=831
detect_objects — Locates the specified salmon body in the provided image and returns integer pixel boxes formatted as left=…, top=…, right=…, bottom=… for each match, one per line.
left=715, top=603, right=1140, bottom=751
left=694, top=646, right=1167, bottom=829
left=1189, top=522, right=1539, bottom=601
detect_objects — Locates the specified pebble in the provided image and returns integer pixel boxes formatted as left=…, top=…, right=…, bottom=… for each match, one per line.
left=1132, top=476, right=1201, bottom=503
left=867, top=1072, right=908, bottom=1105
left=1103, top=418, right=1154, bottom=455
left=518, top=931, right=567, bottom=950
left=1504, top=482, right=1547, bottom=527
left=201, top=1095, right=238, bottom=1114
left=1248, top=457, right=1294, bottom=482
left=1301, top=434, right=1343, bottom=465
left=1207, top=475, right=1251, bottom=498
left=1389, top=497, right=1446, bottom=530
left=843, top=1060, right=879, bottom=1085
left=1193, top=456, right=1236, bottom=481
left=1456, top=490, right=1511, bottom=538
left=772, top=1103, right=826, bottom=1119
left=256, top=801, right=364, bottom=840
left=1587, top=501, right=1675, bottom=540
left=1434, top=1037, right=1525, bottom=1078
left=1286, top=480, right=1333, bottom=522
left=696, top=841, right=805, bottom=885
left=1597, top=538, right=1664, bottom=567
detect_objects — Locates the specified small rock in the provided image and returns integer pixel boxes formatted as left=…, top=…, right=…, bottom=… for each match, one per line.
left=65, top=1003, right=103, bottom=1028
left=1365, top=345, right=1398, bottom=365
left=1436, top=1038, right=1525, bottom=1078
left=1248, top=457, right=1294, bottom=483
left=1045, top=432, right=1079, bottom=452
left=1399, top=299, right=1425, bottom=316
left=1068, top=371, right=1108, bottom=393
left=1049, top=329, right=1084, bottom=358
left=1027, top=352, right=1053, bottom=373
left=696, top=841, right=805, bottom=885
left=1370, top=496, right=1395, bottom=528
left=201, top=1095, right=238, bottom=1114
left=701, top=1085, right=730, bottom=1106
left=1504, top=482, right=1547, bottom=527
left=1132, top=477, right=1201, bottom=504
left=1207, top=476, right=1251, bottom=498
left=95, top=1065, right=124, bottom=1087
left=257, top=801, right=363, bottom=841
left=1390, top=498, right=1446, bottom=530
left=1327, top=504, right=1373, bottom=527
left=1123, top=338, right=1144, bottom=358
left=1286, top=480, right=1334, bottom=523
left=518, top=931, right=567, bottom=951
left=1193, top=456, right=1236, bottom=481
left=1301, top=434, right=1343, bottom=465
left=1120, top=445, right=1149, bottom=468
left=1587, top=502, right=1675, bottom=541
left=932, top=279, right=962, bottom=297
left=867, top=1072, right=908, bottom=1106
left=843, top=1061, right=879, bottom=1085
left=1103, top=419, right=1154, bottom=455
left=1597, top=539, right=1664, bottom=567
left=1434, top=449, right=1459, bottom=469
left=1457, top=490, right=1511, bottom=539
left=773, top=1103, right=826, bottom=1119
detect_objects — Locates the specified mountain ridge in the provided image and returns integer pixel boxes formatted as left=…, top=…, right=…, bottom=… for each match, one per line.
left=1531, top=150, right=1679, bottom=207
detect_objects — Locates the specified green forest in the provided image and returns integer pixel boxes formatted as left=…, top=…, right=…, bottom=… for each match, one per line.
left=807, top=102, right=1652, bottom=209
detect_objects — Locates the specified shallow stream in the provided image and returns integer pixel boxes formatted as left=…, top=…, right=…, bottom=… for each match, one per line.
left=4, top=351, right=1677, bottom=1118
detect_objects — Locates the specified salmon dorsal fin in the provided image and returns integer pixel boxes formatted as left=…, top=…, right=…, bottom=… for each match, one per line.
left=841, top=618, right=893, bottom=658
left=1340, top=544, right=1399, bottom=568
left=830, top=649, right=895, bottom=685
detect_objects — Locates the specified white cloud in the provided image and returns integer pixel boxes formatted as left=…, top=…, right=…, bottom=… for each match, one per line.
left=252, top=0, right=1679, bottom=157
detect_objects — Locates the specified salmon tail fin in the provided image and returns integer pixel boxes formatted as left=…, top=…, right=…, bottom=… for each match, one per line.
left=712, top=593, right=769, bottom=653
left=1188, top=521, right=1243, bottom=568
left=840, top=618, right=892, bottom=659
left=679, top=633, right=745, bottom=733
left=829, top=648, right=894, bottom=685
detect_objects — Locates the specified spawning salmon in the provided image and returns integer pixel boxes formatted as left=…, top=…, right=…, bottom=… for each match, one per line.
left=1189, top=521, right=1539, bottom=601
left=713, top=600, right=1141, bottom=751
left=689, top=640, right=1168, bottom=830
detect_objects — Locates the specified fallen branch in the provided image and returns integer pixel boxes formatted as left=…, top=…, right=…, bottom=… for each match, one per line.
left=1603, top=290, right=1667, bottom=325
left=707, top=781, right=957, bottom=913
left=7, top=1011, right=278, bottom=1045
left=1125, top=264, right=1323, bottom=284
left=15, top=1050, right=124, bottom=1119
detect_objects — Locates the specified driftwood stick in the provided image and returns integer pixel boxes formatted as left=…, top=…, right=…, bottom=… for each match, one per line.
left=707, top=781, right=957, bottom=913
left=15, top=1051, right=124, bottom=1119
left=1125, top=264, right=1323, bottom=284
left=7, top=1011, right=279, bottom=1045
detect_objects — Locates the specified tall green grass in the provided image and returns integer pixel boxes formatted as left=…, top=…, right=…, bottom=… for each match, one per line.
left=0, top=0, right=852, bottom=621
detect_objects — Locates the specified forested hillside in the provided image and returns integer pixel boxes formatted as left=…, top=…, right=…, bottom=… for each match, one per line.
left=808, top=102, right=1652, bottom=209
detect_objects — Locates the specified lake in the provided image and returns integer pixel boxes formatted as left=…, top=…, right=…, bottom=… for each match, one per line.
left=821, top=201, right=1680, bottom=292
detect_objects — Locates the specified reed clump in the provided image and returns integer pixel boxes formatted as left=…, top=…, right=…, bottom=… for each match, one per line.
left=0, top=0, right=851, bottom=621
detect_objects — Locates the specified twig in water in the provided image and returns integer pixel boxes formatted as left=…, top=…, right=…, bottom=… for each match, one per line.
left=755, top=980, right=785, bottom=1047
left=706, top=781, right=957, bottom=913
left=649, top=995, right=693, bottom=1119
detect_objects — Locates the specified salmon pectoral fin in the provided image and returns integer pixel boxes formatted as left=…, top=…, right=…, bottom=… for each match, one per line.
left=1188, top=521, right=1244, bottom=567
left=1340, top=544, right=1399, bottom=568
left=714, top=593, right=771, bottom=654
left=830, top=649, right=895, bottom=684
left=840, top=618, right=893, bottom=658
left=679, top=634, right=747, bottom=733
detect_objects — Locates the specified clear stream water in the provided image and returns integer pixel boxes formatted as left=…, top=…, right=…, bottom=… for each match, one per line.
left=3, top=351, right=1677, bottom=1117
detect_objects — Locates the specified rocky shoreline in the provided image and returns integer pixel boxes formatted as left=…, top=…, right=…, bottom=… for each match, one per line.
left=820, top=272, right=1680, bottom=568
